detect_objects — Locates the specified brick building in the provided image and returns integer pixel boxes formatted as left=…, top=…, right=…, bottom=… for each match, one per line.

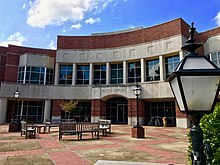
left=1, top=18, right=220, bottom=128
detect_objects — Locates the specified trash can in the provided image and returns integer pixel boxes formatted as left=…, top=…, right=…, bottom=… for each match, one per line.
left=8, top=118, right=21, bottom=132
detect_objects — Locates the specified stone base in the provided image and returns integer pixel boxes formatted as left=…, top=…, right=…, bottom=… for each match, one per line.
left=132, top=126, right=145, bottom=138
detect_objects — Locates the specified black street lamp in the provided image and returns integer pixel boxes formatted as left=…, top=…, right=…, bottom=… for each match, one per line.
left=166, top=22, right=220, bottom=164
left=132, top=83, right=145, bottom=138
left=132, top=83, right=142, bottom=127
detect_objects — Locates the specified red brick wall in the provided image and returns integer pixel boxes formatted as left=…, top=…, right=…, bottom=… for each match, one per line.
left=175, top=101, right=187, bottom=118
left=7, top=45, right=56, bottom=58
left=52, top=100, right=61, bottom=116
left=128, top=99, right=144, bottom=118
left=0, top=46, right=7, bottom=83
left=6, top=100, right=16, bottom=123
left=58, top=18, right=190, bottom=50
left=3, top=45, right=56, bottom=82
left=91, top=99, right=106, bottom=116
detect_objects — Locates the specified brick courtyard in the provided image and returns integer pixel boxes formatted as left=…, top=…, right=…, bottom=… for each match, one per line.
left=0, top=124, right=189, bottom=165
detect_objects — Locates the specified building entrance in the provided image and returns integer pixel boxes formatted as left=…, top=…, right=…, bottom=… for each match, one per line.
left=117, top=104, right=128, bottom=123
left=106, top=97, right=128, bottom=124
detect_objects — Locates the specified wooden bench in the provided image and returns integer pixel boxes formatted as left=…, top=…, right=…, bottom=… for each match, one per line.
left=98, top=119, right=111, bottom=136
left=59, top=122, right=99, bottom=141
left=20, top=121, right=36, bottom=139
left=46, top=119, right=75, bottom=132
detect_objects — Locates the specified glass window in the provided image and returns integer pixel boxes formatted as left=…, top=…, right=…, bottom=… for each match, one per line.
left=59, top=65, right=73, bottom=84
left=146, top=58, right=160, bottom=81
left=17, top=66, right=25, bottom=83
left=165, top=55, right=180, bottom=78
left=76, top=65, right=90, bottom=84
left=17, top=66, right=53, bottom=84
left=16, top=101, right=44, bottom=123
left=61, top=101, right=91, bottom=122
left=128, top=61, right=141, bottom=83
left=145, top=101, right=176, bottom=126
left=110, top=63, right=123, bottom=84
left=208, top=52, right=220, bottom=67
left=94, top=64, right=106, bottom=84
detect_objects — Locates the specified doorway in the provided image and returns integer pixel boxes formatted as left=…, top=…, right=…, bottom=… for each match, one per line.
left=117, top=104, right=128, bottom=123
left=106, top=97, right=128, bottom=124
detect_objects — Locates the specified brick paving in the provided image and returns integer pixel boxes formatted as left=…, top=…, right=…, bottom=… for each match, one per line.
left=0, top=124, right=189, bottom=164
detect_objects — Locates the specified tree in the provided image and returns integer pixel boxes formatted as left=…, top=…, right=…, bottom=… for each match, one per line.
left=60, top=100, right=79, bottom=119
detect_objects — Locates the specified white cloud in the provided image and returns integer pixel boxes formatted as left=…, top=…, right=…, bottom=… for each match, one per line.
left=23, top=3, right=26, bottom=9
left=0, top=32, right=27, bottom=47
left=128, top=25, right=135, bottom=29
left=47, top=40, right=56, bottom=49
left=71, top=23, right=82, bottom=29
left=85, top=17, right=100, bottom=24
left=27, top=0, right=115, bottom=28
left=214, top=11, right=220, bottom=26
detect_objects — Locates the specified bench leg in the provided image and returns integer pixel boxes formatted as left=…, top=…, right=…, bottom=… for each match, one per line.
left=59, top=133, right=62, bottom=141
left=97, top=131, right=99, bottom=139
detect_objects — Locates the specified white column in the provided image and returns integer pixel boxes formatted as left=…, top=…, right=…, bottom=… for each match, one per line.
left=72, top=63, right=76, bottom=85
left=176, top=118, right=191, bottom=128
left=179, top=50, right=184, bottom=60
left=159, top=55, right=165, bottom=81
left=123, top=61, right=127, bottom=84
left=54, top=63, right=59, bottom=85
left=44, top=67, right=47, bottom=85
left=141, top=58, right=145, bottom=83
left=89, top=63, right=93, bottom=85
left=106, top=62, right=110, bottom=84
left=23, top=66, right=27, bottom=84
left=0, top=99, right=8, bottom=124
left=43, top=100, right=51, bottom=123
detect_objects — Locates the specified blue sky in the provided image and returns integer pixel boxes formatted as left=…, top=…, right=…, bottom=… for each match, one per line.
left=0, top=0, right=220, bottom=49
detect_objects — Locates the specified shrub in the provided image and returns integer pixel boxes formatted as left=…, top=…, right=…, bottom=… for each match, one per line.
left=200, top=103, right=220, bottom=164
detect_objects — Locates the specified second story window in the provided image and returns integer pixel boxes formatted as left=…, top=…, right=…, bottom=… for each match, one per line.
left=209, top=52, right=220, bottom=67
left=94, top=64, right=106, bottom=84
left=76, top=65, right=89, bottom=84
left=165, top=55, right=180, bottom=78
left=128, top=61, right=141, bottom=83
left=110, top=63, right=123, bottom=84
left=146, top=58, right=160, bottom=81
left=17, top=66, right=53, bottom=84
left=59, top=65, right=72, bottom=84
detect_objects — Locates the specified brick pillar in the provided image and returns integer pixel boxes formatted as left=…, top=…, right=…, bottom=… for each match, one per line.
left=52, top=100, right=61, bottom=119
left=128, top=99, right=144, bottom=126
left=7, top=100, right=16, bottom=123
left=175, top=101, right=191, bottom=128
left=91, top=99, right=106, bottom=122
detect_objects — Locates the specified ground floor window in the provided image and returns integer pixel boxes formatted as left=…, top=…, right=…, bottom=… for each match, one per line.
left=16, top=101, right=44, bottom=123
left=106, top=97, right=128, bottom=123
left=61, top=101, right=91, bottom=122
left=145, top=101, right=176, bottom=126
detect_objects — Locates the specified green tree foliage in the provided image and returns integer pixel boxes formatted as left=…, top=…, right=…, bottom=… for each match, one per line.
left=200, top=103, right=220, bottom=164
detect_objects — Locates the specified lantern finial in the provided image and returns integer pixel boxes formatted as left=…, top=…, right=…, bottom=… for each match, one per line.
left=181, top=22, right=202, bottom=54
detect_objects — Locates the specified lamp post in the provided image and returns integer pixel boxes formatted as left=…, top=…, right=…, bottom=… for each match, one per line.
left=166, top=22, right=220, bottom=164
left=14, top=88, right=20, bottom=122
left=133, top=83, right=142, bottom=127
left=9, top=89, right=20, bottom=132
left=132, top=83, right=145, bottom=138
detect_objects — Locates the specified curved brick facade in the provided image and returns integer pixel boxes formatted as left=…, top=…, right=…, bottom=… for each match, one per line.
left=1, top=18, right=220, bottom=128
left=58, top=18, right=190, bottom=50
